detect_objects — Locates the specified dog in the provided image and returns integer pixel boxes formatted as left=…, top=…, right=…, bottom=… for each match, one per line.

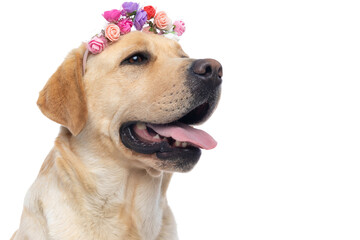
left=11, top=31, right=222, bottom=240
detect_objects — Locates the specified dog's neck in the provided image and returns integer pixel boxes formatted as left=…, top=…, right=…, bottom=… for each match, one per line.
left=46, top=127, right=175, bottom=239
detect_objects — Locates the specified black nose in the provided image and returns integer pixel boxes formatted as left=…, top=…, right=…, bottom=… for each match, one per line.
left=191, top=59, right=223, bottom=88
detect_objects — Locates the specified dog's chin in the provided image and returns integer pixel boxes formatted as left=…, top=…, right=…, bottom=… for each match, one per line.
left=119, top=98, right=217, bottom=173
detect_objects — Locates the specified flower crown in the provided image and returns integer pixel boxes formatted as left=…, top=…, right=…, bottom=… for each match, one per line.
left=87, top=2, right=186, bottom=54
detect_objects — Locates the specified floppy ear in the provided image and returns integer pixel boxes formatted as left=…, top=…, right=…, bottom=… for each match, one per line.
left=37, top=45, right=88, bottom=136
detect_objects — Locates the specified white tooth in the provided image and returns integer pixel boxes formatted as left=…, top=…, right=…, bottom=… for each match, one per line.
left=153, top=134, right=160, bottom=139
left=181, top=142, right=188, bottom=148
left=136, top=122, right=146, bottom=130
left=175, top=141, right=181, bottom=147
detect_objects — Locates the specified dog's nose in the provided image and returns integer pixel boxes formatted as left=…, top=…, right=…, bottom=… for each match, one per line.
left=191, top=59, right=223, bottom=88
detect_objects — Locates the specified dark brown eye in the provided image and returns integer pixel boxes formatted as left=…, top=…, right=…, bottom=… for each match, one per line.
left=129, top=55, right=142, bottom=64
left=122, top=52, right=149, bottom=65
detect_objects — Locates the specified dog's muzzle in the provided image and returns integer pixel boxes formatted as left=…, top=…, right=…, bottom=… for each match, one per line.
left=119, top=58, right=222, bottom=171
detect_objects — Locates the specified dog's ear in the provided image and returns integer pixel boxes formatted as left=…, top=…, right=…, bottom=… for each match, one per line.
left=37, top=45, right=88, bottom=136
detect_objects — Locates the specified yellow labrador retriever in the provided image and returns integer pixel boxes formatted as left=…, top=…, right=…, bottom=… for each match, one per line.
left=11, top=31, right=222, bottom=240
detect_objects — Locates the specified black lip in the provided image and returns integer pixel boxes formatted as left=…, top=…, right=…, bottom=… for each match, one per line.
left=120, top=122, right=173, bottom=154
left=156, top=147, right=201, bottom=162
left=120, top=122, right=201, bottom=162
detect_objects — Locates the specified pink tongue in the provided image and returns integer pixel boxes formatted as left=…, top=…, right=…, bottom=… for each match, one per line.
left=148, top=122, right=217, bottom=150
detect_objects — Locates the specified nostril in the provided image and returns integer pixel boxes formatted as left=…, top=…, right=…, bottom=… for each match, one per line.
left=192, top=62, right=212, bottom=76
left=192, top=60, right=215, bottom=77
left=204, top=65, right=212, bottom=77
left=218, top=66, right=223, bottom=78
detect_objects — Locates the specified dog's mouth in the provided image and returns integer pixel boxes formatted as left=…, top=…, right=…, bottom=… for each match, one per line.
left=119, top=102, right=216, bottom=163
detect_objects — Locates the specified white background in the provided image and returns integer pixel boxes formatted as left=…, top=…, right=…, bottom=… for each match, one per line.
left=1, top=0, right=359, bottom=239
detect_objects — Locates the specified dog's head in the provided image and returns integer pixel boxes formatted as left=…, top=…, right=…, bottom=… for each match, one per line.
left=37, top=31, right=222, bottom=173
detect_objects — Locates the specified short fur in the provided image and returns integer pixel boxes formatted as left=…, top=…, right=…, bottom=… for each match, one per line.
left=12, top=32, right=216, bottom=240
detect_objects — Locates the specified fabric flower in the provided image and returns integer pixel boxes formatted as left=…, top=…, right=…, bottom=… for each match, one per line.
left=134, top=10, right=147, bottom=30
left=102, top=9, right=122, bottom=23
left=105, top=23, right=121, bottom=42
left=122, top=2, right=139, bottom=14
left=118, top=18, right=133, bottom=34
left=164, top=33, right=180, bottom=42
left=154, top=11, right=172, bottom=30
left=173, top=20, right=186, bottom=36
left=143, top=5, right=156, bottom=20
left=87, top=36, right=107, bottom=54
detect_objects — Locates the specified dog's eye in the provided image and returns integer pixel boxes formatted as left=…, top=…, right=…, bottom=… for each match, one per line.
left=122, top=53, right=148, bottom=65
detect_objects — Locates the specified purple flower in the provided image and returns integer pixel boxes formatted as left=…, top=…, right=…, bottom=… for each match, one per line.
left=134, top=10, right=147, bottom=30
left=102, top=9, right=122, bottom=23
left=122, top=2, right=139, bottom=14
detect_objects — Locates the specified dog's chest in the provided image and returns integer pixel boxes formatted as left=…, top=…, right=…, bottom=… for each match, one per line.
left=45, top=176, right=164, bottom=240
left=46, top=201, right=162, bottom=240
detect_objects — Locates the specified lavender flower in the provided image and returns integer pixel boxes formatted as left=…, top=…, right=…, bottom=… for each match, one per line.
left=122, top=2, right=139, bottom=14
left=134, top=10, right=147, bottom=30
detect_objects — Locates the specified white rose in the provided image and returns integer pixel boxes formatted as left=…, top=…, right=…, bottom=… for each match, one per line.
left=164, top=33, right=180, bottom=42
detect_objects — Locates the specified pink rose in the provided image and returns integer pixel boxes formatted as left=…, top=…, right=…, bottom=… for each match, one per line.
left=87, top=36, right=107, bottom=54
left=173, top=20, right=185, bottom=36
left=154, top=11, right=172, bottom=30
left=118, top=18, right=133, bottom=35
left=103, top=9, right=122, bottom=23
left=105, top=23, right=121, bottom=42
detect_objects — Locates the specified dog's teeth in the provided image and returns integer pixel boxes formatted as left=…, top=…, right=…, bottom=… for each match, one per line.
left=181, top=142, right=188, bottom=148
left=153, top=134, right=160, bottom=139
left=136, top=122, right=146, bottom=130
left=175, top=141, right=181, bottom=147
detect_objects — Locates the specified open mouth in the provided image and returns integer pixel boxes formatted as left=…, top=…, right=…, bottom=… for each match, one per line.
left=119, top=102, right=217, bottom=162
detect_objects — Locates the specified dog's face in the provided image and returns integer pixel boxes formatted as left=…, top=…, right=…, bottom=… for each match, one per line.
left=38, top=31, right=222, bottom=173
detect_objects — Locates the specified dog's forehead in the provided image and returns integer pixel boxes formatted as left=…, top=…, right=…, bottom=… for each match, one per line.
left=85, top=31, right=188, bottom=75
left=111, top=31, right=186, bottom=56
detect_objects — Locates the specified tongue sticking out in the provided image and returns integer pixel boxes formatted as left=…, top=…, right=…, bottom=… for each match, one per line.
left=148, top=122, right=217, bottom=150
